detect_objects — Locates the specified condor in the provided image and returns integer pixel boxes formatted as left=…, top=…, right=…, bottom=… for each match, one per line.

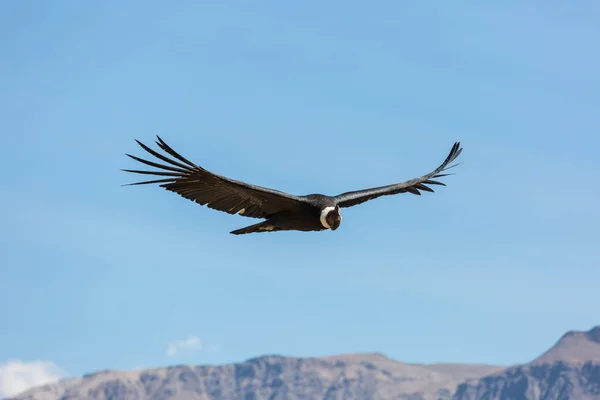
left=122, top=136, right=462, bottom=235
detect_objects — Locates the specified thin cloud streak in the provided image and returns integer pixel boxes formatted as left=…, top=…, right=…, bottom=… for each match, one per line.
left=166, top=336, right=202, bottom=357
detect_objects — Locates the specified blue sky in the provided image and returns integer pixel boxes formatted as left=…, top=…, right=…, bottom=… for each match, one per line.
left=1, top=0, right=599, bottom=395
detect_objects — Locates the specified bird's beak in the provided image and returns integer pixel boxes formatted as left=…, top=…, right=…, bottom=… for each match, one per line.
left=330, top=215, right=341, bottom=230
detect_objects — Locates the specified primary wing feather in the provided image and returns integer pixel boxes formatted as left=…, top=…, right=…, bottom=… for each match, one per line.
left=334, top=142, right=463, bottom=208
left=122, top=136, right=307, bottom=218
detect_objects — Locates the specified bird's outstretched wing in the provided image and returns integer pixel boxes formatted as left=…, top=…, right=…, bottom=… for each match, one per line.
left=122, top=136, right=308, bottom=219
left=333, top=142, right=463, bottom=208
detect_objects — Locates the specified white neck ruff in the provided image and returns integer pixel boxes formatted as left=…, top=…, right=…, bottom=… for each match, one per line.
left=320, top=206, right=336, bottom=228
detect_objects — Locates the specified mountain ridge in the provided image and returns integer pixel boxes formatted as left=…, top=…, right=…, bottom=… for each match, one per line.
left=529, top=325, right=600, bottom=365
left=8, top=325, right=600, bottom=400
left=7, top=353, right=504, bottom=400
left=453, top=325, right=600, bottom=400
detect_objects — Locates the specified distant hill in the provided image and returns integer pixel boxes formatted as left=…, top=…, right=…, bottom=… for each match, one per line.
left=531, top=326, right=600, bottom=365
left=6, top=353, right=501, bottom=400
left=453, top=326, right=600, bottom=400
left=8, top=326, right=600, bottom=400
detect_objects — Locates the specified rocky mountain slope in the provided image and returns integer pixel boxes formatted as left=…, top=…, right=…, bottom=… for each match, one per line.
left=7, top=353, right=501, bottom=400
left=452, top=326, right=600, bottom=400
left=8, top=326, right=600, bottom=400
left=531, top=326, right=600, bottom=365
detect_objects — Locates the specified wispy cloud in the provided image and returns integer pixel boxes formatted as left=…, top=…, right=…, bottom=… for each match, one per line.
left=166, top=336, right=202, bottom=357
left=0, top=360, right=68, bottom=398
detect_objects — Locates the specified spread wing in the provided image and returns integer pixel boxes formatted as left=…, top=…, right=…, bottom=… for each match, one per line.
left=122, top=136, right=309, bottom=219
left=333, top=142, right=463, bottom=208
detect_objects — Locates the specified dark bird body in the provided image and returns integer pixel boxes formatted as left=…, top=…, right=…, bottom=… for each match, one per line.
left=122, top=136, right=462, bottom=235
left=231, top=194, right=339, bottom=235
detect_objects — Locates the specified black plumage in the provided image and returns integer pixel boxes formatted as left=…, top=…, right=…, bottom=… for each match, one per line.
left=122, top=136, right=463, bottom=235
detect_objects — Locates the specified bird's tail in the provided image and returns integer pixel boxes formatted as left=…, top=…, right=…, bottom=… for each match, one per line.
left=230, top=221, right=281, bottom=235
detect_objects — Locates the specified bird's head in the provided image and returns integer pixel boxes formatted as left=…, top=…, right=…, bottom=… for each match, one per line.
left=321, top=206, right=342, bottom=231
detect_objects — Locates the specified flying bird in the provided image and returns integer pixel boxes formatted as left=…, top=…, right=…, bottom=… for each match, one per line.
left=122, top=136, right=462, bottom=235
